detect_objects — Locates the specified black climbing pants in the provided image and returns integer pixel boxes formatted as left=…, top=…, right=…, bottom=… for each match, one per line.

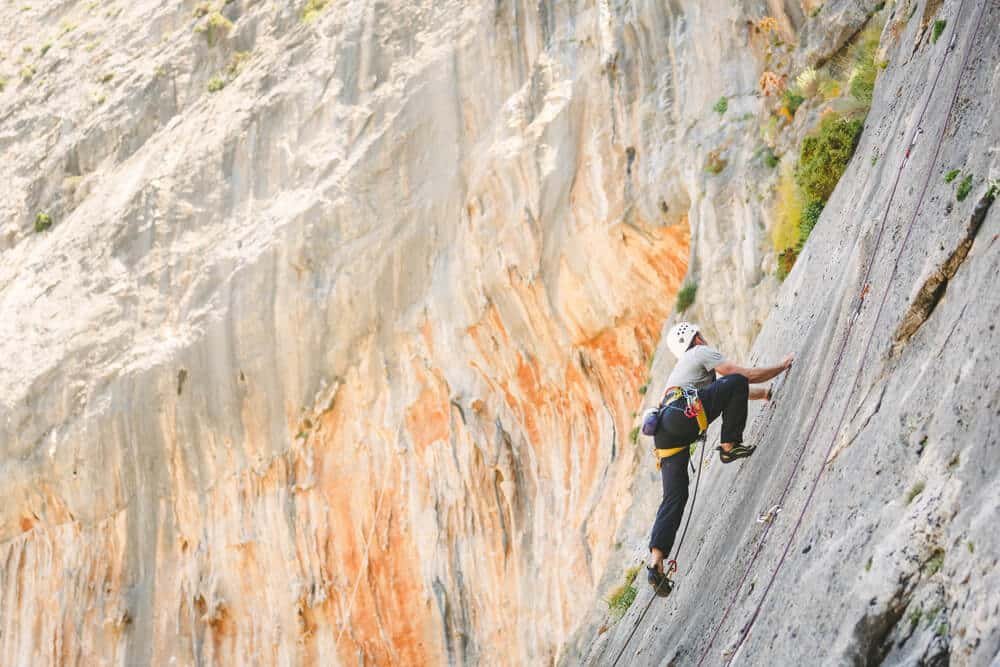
left=649, top=374, right=750, bottom=555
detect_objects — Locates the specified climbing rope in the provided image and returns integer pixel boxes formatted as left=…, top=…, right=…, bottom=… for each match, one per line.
left=608, top=431, right=708, bottom=667
left=694, top=1, right=989, bottom=663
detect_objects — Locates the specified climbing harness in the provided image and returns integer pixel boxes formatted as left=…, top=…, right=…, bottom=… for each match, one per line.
left=653, top=385, right=707, bottom=469
left=694, top=3, right=989, bottom=664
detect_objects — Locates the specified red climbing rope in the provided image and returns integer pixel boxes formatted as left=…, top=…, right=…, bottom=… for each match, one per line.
left=695, top=2, right=989, bottom=664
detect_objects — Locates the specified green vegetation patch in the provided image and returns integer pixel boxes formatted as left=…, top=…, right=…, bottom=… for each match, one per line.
left=762, top=148, right=779, bottom=169
left=776, top=248, right=797, bottom=281
left=782, top=89, right=805, bottom=116
left=196, top=11, right=233, bottom=46
left=226, top=50, right=251, bottom=78
left=955, top=174, right=973, bottom=201
left=676, top=283, right=697, bottom=312
left=34, top=212, right=53, bottom=232
left=796, top=115, right=863, bottom=203
left=302, top=0, right=329, bottom=22
left=797, top=201, right=824, bottom=251
left=924, top=549, right=944, bottom=576
left=848, top=18, right=883, bottom=105
left=207, top=76, right=225, bottom=92
left=944, top=169, right=960, bottom=183
left=906, top=480, right=925, bottom=504
left=629, top=426, right=639, bottom=445
left=713, top=96, right=728, bottom=115
left=931, top=19, right=947, bottom=44
left=607, top=566, right=640, bottom=619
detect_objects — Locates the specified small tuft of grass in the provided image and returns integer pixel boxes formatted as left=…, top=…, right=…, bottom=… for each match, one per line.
left=931, top=19, right=946, bottom=44
left=906, top=480, right=925, bottom=504
left=865, top=556, right=873, bottom=572
left=909, top=607, right=922, bottom=630
left=762, top=148, right=779, bottom=169
left=705, top=150, right=727, bottom=174
left=796, top=115, right=864, bottom=203
left=607, top=566, right=640, bottom=619
left=676, top=283, right=697, bottom=312
left=629, top=426, right=639, bottom=445
left=20, top=64, right=36, bottom=81
left=207, top=76, right=225, bottom=92
left=773, top=159, right=803, bottom=251
left=713, top=96, right=728, bottom=115
left=225, top=50, right=251, bottom=78
left=0, top=77, right=7, bottom=92
left=847, top=17, right=883, bottom=105
left=924, top=549, right=944, bottom=576
left=638, top=383, right=648, bottom=395
left=781, top=89, right=805, bottom=116
left=955, top=174, right=973, bottom=201
left=967, top=541, right=974, bottom=553
left=196, top=11, right=233, bottom=46
left=776, top=248, right=797, bottom=281
left=34, top=212, right=53, bottom=232
left=40, top=42, right=52, bottom=56
left=944, top=169, right=960, bottom=183
left=100, top=72, right=114, bottom=83
left=302, top=0, right=329, bottom=22
left=986, top=179, right=998, bottom=201
left=797, top=201, right=824, bottom=251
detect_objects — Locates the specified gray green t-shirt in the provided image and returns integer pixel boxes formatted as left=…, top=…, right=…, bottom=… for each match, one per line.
left=665, top=345, right=724, bottom=390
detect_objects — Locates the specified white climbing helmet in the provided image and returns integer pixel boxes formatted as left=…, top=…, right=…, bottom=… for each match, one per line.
left=667, top=321, right=699, bottom=359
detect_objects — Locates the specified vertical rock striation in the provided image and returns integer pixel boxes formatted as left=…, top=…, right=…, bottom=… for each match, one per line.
left=0, top=0, right=779, bottom=663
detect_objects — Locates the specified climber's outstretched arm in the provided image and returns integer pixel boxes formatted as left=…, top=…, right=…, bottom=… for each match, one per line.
left=715, top=354, right=794, bottom=384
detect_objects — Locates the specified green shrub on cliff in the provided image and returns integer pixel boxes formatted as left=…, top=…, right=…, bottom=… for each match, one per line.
left=932, top=19, right=947, bottom=44
left=955, top=174, right=973, bottom=202
left=796, top=115, right=863, bottom=203
left=196, top=11, right=232, bottom=45
left=676, top=283, right=697, bottom=313
left=607, top=566, right=640, bottom=619
left=847, top=17, right=883, bottom=105
left=302, top=0, right=329, bottom=22
left=797, top=200, right=824, bottom=251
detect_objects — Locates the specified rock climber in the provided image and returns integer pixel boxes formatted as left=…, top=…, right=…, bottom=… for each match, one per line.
left=642, top=321, right=793, bottom=595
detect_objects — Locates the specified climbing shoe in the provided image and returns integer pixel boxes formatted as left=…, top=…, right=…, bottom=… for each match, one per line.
left=717, top=444, right=756, bottom=464
left=647, top=565, right=673, bottom=598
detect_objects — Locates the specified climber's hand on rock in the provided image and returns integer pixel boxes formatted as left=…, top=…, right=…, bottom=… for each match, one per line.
left=781, top=354, right=794, bottom=371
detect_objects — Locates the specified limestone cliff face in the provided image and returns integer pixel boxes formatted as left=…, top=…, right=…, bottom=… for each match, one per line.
left=568, top=0, right=1000, bottom=665
left=4, top=1, right=993, bottom=666
left=0, top=1, right=761, bottom=664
